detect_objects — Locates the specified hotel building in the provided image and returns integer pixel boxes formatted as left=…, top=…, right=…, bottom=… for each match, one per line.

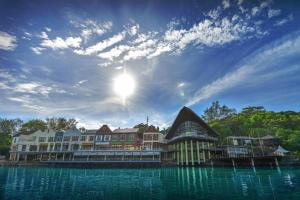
left=9, top=107, right=219, bottom=165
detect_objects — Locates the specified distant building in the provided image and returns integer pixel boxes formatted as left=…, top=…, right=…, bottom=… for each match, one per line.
left=94, top=125, right=112, bottom=150
left=143, top=132, right=164, bottom=150
left=163, top=106, right=218, bottom=166
left=111, top=128, right=142, bottom=150
left=80, top=130, right=96, bottom=150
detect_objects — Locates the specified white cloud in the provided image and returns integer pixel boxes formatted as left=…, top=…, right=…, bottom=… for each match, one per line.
left=14, top=82, right=53, bottom=96
left=0, top=31, right=17, bottom=51
left=237, top=0, right=243, bottom=5
left=30, top=47, right=45, bottom=55
left=268, top=9, right=281, bottom=18
left=73, top=80, right=88, bottom=88
left=186, top=65, right=253, bottom=106
left=274, top=14, right=293, bottom=26
left=98, top=45, right=131, bottom=60
left=45, top=27, right=52, bottom=32
left=75, top=32, right=125, bottom=55
left=41, top=36, right=82, bottom=50
left=222, top=0, right=230, bottom=9
left=80, top=20, right=113, bottom=41
left=177, top=82, right=185, bottom=88
left=186, top=30, right=300, bottom=106
left=207, top=7, right=222, bottom=20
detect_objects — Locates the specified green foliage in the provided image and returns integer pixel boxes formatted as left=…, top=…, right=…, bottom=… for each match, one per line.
left=46, top=117, right=78, bottom=131
left=20, top=119, right=47, bottom=132
left=208, top=104, right=300, bottom=153
left=0, top=118, right=23, bottom=135
left=202, top=101, right=236, bottom=122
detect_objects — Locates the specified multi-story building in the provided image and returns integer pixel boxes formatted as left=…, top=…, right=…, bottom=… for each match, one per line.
left=80, top=130, right=96, bottom=150
left=111, top=128, right=142, bottom=150
left=9, top=106, right=284, bottom=166
left=94, top=125, right=112, bottom=150
left=143, top=132, right=164, bottom=150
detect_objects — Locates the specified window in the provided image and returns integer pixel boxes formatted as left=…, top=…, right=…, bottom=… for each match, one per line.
left=80, top=136, right=86, bottom=141
left=121, top=134, right=126, bottom=141
left=13, top=138, right=17, bottom=144
left=112, top=134, right=118, bottom=141
left=72, top=136, right=79, bottom=141
left=174, top=121, right=208, bottom=137
left=29, top=145, right=37, bottom=152
left=89, top=136, right=94, bottom=141
left=63, top=136, right=71, bottom=142
left=39, top=137, right=46, bottom=142
left=144, top=134, right=152, bottom=141
left=22, top=145, right=26, bottom=152
left=128, top=134, right=134, bottom=141
left=153, top=134, right=159, bottom=140
left=55, top=136, right=63, bottom=142
left=96, top=135, right=102, bottom=141
left=62, top=144, right=69, bottom=151
left=104, top=135, right=110, bottom=141
left=48, top=137, right=55, bottom=142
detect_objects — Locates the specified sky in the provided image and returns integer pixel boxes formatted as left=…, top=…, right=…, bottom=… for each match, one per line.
left=0, top=0, right=300, bottom=129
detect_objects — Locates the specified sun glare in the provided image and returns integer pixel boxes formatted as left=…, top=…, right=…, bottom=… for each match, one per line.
left=113, top=72, right=135, bottom=104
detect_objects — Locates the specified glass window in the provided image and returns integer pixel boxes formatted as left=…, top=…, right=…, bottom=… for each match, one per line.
left=22, top=145, right=26, bottom=151
left=174, top=121, right=208, bottom=137
left=104, top=135, right=110, bottom=141
left=89, top=136, right=94, bottom=141
left=63, top=136, right=71, bottom=141
left=72, top=136, right=79, bottom=141
left=39, top=137, right=46, bottom=142
left=48, top=137, right=55, bottom=142
left=80, top=136, right=86, bottom=141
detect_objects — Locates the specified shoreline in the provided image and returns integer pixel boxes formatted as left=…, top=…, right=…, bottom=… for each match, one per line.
left=1, top=159, right=300, bottom=168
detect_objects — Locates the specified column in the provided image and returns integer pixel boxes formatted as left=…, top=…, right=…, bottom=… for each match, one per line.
left=202, top=142, right=206, bottom=163
left=24, top=154, right=28, bottom=162
left=48, top=153, right=51, bottom=161
left=177, top=143, right=180, bottom=165
left=62, top=153, right=65, bottom=161
left=16, top=153, right=20, bottom=161
left=190, top=140, right=194, bottom=166
left=197, top=141, right=200, bottom=165
left=185, top=140, right=188, bottom=166
left=180, top=142, right=184, bottom=165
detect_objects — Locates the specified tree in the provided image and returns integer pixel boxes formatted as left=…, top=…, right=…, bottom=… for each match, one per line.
left=0, top=118, right=23, bottom=135
left=46, top=117, right=78, bottom=130
left=20, top=119, right=47, bottom=132
left=202, top=101, right=236, bottom=122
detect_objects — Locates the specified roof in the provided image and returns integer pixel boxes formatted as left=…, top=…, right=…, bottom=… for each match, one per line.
left=97, top=125, right=112, bottom=134
left=83, top=129, right=97, bottom=135
left=165, top=106, right=218, bottom=140
left=226, top=136, right=257, bottom=140
left=63, top=128, right=81, bottom=136
left=274, top=145, right=289, bottom=153
left=261, top=135, right=276, bottom=140
left=113, top=128, right=139, bottom=134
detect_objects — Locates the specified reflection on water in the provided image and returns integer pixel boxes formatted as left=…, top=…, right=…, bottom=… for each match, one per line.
left=0, top=166, right=300, bottom=200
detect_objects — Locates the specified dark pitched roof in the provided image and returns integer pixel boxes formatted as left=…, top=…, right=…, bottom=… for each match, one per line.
left=97, top=124, right=112, bottom=134
left=165, top=106, right=218, bottom=139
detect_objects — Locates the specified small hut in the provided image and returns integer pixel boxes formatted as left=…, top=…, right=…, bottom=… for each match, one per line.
left=273, top=145, right=290, bottom=156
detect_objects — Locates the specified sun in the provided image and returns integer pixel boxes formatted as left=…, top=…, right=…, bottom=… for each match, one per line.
left=113, top=72, right=135, bottom=104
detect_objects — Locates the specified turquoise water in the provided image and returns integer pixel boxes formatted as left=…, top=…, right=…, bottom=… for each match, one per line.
left=0, top=166, right=299, bottom=200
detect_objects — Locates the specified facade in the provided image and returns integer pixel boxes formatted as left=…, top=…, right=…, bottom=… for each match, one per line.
left=163, top=106, right=218, bottom=166
left=111, top=128, right=142, bottom=150
left=94, top=125, right=112, bottom=150
left=9, top=106, right=284, bottom=166
left=143, top=132, right=164, bottom=150
left=80, top=130, right=96, bottom=150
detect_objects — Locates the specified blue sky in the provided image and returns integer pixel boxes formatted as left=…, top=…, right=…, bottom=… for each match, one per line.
left=0, top=0, right=300, bottom=129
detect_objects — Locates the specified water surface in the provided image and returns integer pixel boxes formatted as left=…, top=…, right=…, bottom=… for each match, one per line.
left=0, top=166, right=299, bottom=200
